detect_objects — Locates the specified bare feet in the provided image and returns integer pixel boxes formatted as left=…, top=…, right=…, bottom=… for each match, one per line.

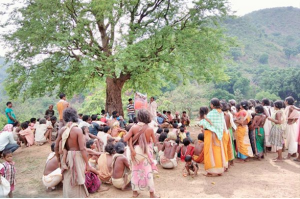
left=291, top=153, right=297, bottom=157
left=150, top=193, right=160, bottom=198
left=133, top=192, right=140, bottom=198
left=293, top=158, right=300, bottom=162
left=273, top=158, right=283, bottom=162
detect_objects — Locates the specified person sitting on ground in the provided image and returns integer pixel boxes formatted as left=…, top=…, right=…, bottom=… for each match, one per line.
left=42, top=143, right=62, bottom=191
left=181, top=111, right=190, bottom=126
left=82, top=126, right=103, bottom=152
left=110, top=121, right=127, bottom=138
left=12, top=121, right=21, bottom=141
left=100, top=110, right=107, bottom=123
left=160, top=131, right=179, bottom=169
left=79, top=115, right=91, bottom=128
left=0, top=124, right=20, bottom=154
left=98, top=126, right=113, bottom=152
left=173, top=112, right=181, bottom=124
left=157, top=113, right=165, bottom=125
left=192, top=133, right=204, bottom=163
left=111, top=142, right=132, bottom=190
left=45, top=104, right=55, bottom=117
left=50, top=116, right=59, bottom=141
left=178, top=127, right=187, bottom=143
left=184, top=155, right=198, bottom=178
left=29, top=118, right=37, bottom=130
left=98, top=142, right=115, bottom=183
left=125, top=119, right=134, bottom=132
left=35, top=118, right=52, bottom=145
left=19, top=122, right=34, bottom=147
left=155, top=132, right=168, bottom=157
left=167, top=111, right=173, bottom=124
left=180, top=138, right=195, bottom=162
left=108, top=111, right=118, bottom=127
left=86, top=139, right=101, bottom=169
left=89, top=115, right=102, bottom=136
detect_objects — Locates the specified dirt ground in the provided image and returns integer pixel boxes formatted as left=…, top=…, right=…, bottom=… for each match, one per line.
left=9, top=127, right=300, bottom=198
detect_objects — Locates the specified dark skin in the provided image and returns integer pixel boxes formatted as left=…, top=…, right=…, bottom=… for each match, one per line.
left=161, top=140, right=179, bottom=159
left=54, top=123, right=91, bottom=172
left=224, top=112, right=230, bottom=130
left=112, top=153, right=131, bottom=190
left=193, top=139, right=204, bottom=157
left=185, top=161, right=198, bottom=177
left=123, top=124, right=157, bottom=198
left=44, top=154, right=59, bottom=176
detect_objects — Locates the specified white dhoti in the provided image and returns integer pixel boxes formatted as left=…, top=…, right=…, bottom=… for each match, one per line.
left=42, top=168, right=62, bottom=189
left=285, top=122, right=299, bottom=154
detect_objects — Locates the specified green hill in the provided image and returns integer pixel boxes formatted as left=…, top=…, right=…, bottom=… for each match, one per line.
left=224, top=7, right=300, bottom=69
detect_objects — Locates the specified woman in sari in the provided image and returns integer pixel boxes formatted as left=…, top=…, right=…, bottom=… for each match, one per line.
left=249, top=105, right=266, bottom=160
left=235, top=100, right=254, bottom=162
left=199, top=98, right=226, bottom=176
left=262, top=98, right=273, bottom=151
left=284, top=96, right=300, bottom=159
left=123, top=109, right=159, bottom=198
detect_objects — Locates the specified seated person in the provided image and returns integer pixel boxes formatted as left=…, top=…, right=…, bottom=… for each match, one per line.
left=98, top=126, right=113, bottom=152
left=155, top=132, right=167, bottom=163
left=12, top=121, right=21, bottom=141
left=155, top=128, right=163, bottom=143
left=82, top=126, right=102, bottom=152
left=180, top=138, right=194, bottom=162
left=184, top=155, right=198, bottom=177
left=159, top=131, right=179, bottom=169
left=89, top=115, right=102, bottom=136
left=178, top=127, right=187, bottom=143
left=0, top=124, right=20, bottom=154
left=192, top=133, right=204, bottom=163
left=118, top=116, right=126, bottom=129
left=42, top=143, right=62, bottom=191
left=181, top=125, right=193, bottom=143
left=125, top=120, right=134, bottom=132
left=34, top=118, right=52, bottom=145
left=110, top=122, right=126, bottom=138
left=79, top=115, right=91, bottom=128
left=19, top=122, right=34, bottom=147
left=98, top=143, right=115, bottom=183
left=181, top=111, right=190, bottom=126
left=173, top=112, right=180, bottom=124
left=50, top=116, right=59, bottom=141
left=167, top=111, right=173, bottom=124
left=29, top=118, right=36, bottom=130
left=157, top=113, right=165, bottom=125
left=86, top=139, right=101, bottom=169
left=111, top=142, right=131, bottom=190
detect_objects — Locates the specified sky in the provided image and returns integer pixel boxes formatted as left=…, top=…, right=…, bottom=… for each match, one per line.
left=0, top=0, right=300, bottom=57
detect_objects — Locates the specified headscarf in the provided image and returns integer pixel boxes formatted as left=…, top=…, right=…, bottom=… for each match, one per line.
left=3, top=124, right=13, bottom=132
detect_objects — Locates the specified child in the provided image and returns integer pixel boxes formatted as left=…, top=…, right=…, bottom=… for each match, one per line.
left=86, top=140, right=101, bottom=169
left=178, top=127, right=187, bottom=143
left=184, top=155, right=198, bottom=177
left=180, top=138, right=195, bottom=161
left=163, top=128, right=169, bottom=134
left=0, top=150, right=16, bottom=198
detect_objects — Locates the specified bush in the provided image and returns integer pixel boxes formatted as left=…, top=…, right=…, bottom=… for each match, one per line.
left=259, top=53, right=269, bottom=64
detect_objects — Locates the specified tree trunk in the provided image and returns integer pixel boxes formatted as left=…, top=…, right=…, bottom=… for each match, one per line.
left=105, top=74, right=130, bottom=116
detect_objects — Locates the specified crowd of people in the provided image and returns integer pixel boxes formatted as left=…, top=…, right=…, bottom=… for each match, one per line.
left=0, top=93, right=299, bottom=198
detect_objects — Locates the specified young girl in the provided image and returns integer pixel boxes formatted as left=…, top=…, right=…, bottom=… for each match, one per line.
left=0, top=150, right=16, bottom=198
left=268, top=101, right=285, bottom=162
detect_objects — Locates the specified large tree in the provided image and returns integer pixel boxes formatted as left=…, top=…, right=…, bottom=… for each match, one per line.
left=1, top=0, right=232, bottom=115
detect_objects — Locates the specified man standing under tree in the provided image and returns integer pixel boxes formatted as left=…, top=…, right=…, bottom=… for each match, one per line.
left=57, top=93, right=69, bottom=130
left=55, top=108, right=90, bottom=198
left=127, top=98, right=135, bottom=121
left=5, top=102, right=16, bottom=125
left=149, top=97, right=158, bottom=123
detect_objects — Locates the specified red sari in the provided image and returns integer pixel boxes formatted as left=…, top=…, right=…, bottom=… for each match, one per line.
left=180, top=145, right=195, bottom=161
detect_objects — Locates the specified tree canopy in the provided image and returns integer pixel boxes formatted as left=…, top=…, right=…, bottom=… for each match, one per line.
left=1, top=0, right=233, bottom=115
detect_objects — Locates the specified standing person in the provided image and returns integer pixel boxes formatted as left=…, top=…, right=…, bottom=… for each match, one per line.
left=0, top=125, right=20, bottom=153
left=199, top=98, right=226, bottom=177
left=123, top=109, right=158, bottom=198
left=127, top=98, right=135, bottom=121
left=284, top=96, right=300, bottom=159
left=56, top=93, right=69, bottom=130
left=45, top=105, right=55, bottom=117
left=262, top=98, right=272, bottom=151
left=148, top=97, right=158, bottom=123
left=249, top=105, right=266, bottom=160
left=0, top=150, right=16, bottom=198
left=5, top=102, right=16, bottom=125
left=268, top=101, right=285, bottom=162
left=227, top=103, right=237, bottom=161
left=235, top=101, right=254, bottom=162
left=55, top=108, right=91, bottom=198
left=289, top=105, right=300, bottom=162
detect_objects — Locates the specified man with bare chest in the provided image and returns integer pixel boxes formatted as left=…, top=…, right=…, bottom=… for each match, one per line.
left=160, top=132, right=179, bottom=169
left=55, top=108, right=90, bottom=198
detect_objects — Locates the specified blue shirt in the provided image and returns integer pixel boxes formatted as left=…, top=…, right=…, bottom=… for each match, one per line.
left=157, top=117, right=164, bottom=124
left=5, top=108, right=16, bottom=124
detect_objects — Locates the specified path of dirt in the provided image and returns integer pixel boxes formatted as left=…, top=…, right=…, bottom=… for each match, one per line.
left=9, top=127, right=300, bottom=198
